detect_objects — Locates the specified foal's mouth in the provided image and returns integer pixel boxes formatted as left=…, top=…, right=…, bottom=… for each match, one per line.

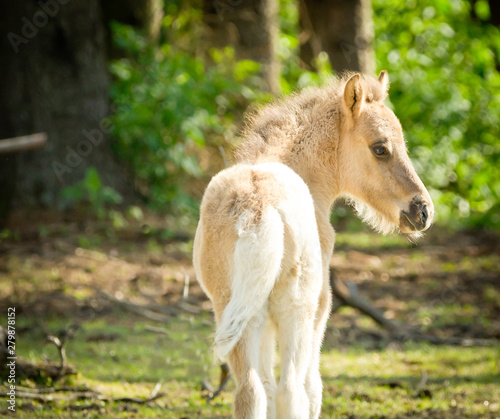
left=399, top=197, right=431, bottom=233
left=399, top=211, right=418, bottom=232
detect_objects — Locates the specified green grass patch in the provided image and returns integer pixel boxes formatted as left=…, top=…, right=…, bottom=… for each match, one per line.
left=8, top=311, right=500, bottom=418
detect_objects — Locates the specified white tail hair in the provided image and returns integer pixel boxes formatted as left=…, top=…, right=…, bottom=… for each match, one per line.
left=213, top=206, right=284, bottom=359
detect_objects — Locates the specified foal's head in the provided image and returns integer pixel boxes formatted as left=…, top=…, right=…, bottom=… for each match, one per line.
left=338, top=71, right=434, bottom=238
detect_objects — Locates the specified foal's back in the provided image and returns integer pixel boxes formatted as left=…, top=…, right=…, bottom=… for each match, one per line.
left=194, top=161, right=321, bottom=311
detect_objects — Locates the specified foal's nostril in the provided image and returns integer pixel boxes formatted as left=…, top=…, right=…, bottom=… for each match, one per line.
left=421, top=205, right=428, bottom=225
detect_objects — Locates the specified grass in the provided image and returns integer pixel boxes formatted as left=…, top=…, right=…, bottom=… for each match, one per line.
left=12, top=313, right=231, bottom=418
left=1, top=214, right=499, bottom=418
left=321, top=345, right=499, bottom=418
left=8, top=312, right=500, bottom=418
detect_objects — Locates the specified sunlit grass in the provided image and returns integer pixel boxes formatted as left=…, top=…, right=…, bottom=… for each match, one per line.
left=10, top=311, right=500, bottom=418
left=2, top=224, right=499, bottom=418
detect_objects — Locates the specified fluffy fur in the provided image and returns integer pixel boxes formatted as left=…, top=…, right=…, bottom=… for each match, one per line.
left=213, top=206, right=284, bottom=359
left=343, top=194, right=398, bottom=236
left=193, top=72, right=433, bottom=419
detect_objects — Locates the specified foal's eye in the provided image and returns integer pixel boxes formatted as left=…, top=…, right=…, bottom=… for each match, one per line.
left=372, top=145, right=389, bottom=157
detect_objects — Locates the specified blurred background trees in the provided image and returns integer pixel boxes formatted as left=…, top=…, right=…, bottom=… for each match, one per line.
left=300, top=0, right=375, bottom=74
left=203, top=0, right=280, bottom=93
left=0, top=0, right=131, bottom=209
left=0, top=0, right=499, bottom=230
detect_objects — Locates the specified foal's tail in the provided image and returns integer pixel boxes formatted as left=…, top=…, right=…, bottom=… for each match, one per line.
left=213, top=206, right=284, bottom=360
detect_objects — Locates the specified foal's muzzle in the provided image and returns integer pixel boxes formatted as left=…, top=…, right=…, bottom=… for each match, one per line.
left=400, top=197, right=433, bottom=232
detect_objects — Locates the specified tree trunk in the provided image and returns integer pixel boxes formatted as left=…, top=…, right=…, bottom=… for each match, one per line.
left=298, top=0, right=322, bottom=70
left=0, top=155, right=16, bottom=225
left=301, top=0, right=375, bottom=75
left=0, top=0, right=130, bottom=210
left=203, top=0, right=280, bottom=94
left=488, top=0, right=500, bottom=26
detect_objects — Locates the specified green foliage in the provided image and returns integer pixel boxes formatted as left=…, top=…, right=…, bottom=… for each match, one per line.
left=109, top=0, right=500, bottom=229
left=374, top=0, right=500, bottom=228
left=109, top=12, right=264, bottom=213
left=61, top=167, right=123, bottom=219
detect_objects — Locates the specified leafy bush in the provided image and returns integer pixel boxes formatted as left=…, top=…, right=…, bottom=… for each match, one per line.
left=109, top=18, right=264, bottom=213
left=61, top=167, right=123, bottom=219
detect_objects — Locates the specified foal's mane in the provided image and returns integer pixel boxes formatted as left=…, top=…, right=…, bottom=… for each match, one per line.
left=235, top=73, right=387, bottom=163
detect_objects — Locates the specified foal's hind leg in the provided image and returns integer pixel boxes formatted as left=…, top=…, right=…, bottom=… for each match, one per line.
left=272, top=265, right=318, bottom=419
left=259, top=318, right=277, bottom=419
left=226, top=317, right=267, bottom=419
left=305, top=280, right=332, bottom=419
left=274, top=306, right=315, bottom=419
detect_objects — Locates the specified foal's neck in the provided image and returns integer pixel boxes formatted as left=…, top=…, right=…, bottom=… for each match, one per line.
left=280, top=111, right=342, bottom=214
left=237, top=92, right=343, bottom=213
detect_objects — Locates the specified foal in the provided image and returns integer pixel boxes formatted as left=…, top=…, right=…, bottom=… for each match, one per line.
left=193, top=71, right=433, bottom=418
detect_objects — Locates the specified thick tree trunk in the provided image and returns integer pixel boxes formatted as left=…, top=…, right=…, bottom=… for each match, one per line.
left=0, top=155, right=16, bottom=225
left=488, top=0, right=500, bottom=26
left=0, top=0, right=130, bottom=210
left=301, top=0, right=375, bottom=75
left=203, top=0, right=280, bottom=94
left=299, top=0, right=322, bottom=70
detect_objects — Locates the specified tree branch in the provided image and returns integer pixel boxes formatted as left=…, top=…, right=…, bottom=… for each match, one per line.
left=0, top=133, right=47, bottom=154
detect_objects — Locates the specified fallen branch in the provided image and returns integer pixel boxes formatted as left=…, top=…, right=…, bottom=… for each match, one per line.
left=0, top=132, right=47, bottom=154
left=46, top=336, right=67, bottom=369
left=177, top=301, right=201, bottom=315
left=144, top=325, right=171, bottom=336
left=99, top=291, right=201, bottom=320
left=330, top=270, right=401, bottom=333
left=0, top=382, right=166, bottom=405
left=13, top=385, right=97, bottom=395
left=43, top=323, right=79, bottom=380
left=1, top=322, right=78, bottom=383
left=98, top=292, right=175, bottom=321
left=329, top=269, right=499, bottom=347
left=415, top=370, right=428, bottom=394
left=5, top=359, right=76, bottom=383
left=395, top=332, right=499, bottom=347
left=205, top=363, right=231, bottom=402
left=111, top=382, right=164, bottom=404
left=0, top=391, right=65, bottom=403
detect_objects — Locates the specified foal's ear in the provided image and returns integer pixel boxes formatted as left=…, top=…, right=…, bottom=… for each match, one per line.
left=378, top=70, right=390, bottom=94
left=343, top=74, right=365, bottom=118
